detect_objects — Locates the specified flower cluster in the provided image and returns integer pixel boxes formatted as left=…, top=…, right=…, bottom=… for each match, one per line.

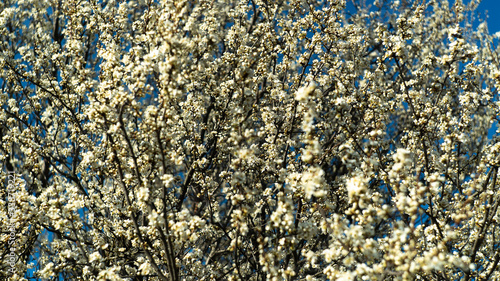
left=1, top=0, right=500, bottom=280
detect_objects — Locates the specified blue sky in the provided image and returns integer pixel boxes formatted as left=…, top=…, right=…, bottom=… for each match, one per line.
left=477, top=0, right=500, bottom=33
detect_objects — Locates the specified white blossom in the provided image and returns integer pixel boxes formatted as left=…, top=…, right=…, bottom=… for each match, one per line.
left=1, top=0, right=500, bottom=280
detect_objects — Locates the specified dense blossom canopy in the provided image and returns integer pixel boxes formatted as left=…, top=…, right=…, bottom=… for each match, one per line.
left=1, top=0, right=500, bottom=280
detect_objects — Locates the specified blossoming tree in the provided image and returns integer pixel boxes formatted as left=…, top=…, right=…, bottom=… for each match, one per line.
left=1, top=0, right=500, bottom=280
